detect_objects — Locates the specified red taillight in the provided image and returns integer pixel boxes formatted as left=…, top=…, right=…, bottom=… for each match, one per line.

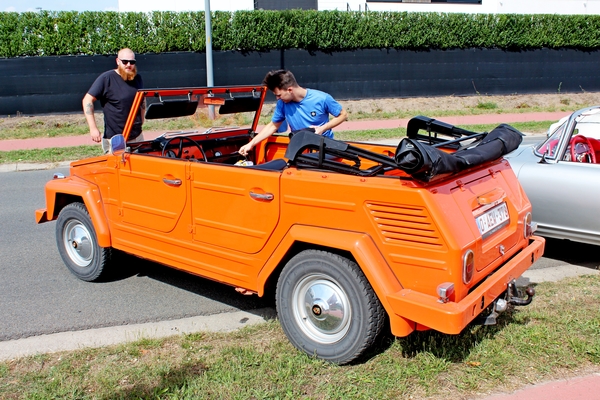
left=524, top=212, right=536, bottom=238
left=463, top=250, right=474, bottom=284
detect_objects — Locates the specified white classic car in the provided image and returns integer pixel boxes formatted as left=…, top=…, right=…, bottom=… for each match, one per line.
left=505, top=106, right=600, bottom=246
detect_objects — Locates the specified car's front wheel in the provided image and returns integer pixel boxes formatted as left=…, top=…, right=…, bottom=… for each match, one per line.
left=276, top=250, right=385, bottom=364
left=56, top=202, right=111, bottom=282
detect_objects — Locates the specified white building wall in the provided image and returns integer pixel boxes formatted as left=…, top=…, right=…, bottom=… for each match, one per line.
left=327, top=1, right=497, bottom=13
left=119, top=0, right=253, bottom=12
left=498, top=0, right=600, bottom=15
left=119, top=0, right=600, bottom=14
left=337, top=0, right=600, bottom=14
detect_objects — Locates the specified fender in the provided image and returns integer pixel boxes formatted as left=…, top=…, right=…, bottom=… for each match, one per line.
left=35, top=176, right=112, bottom=248
left=257, top=225, right=415, bottom=337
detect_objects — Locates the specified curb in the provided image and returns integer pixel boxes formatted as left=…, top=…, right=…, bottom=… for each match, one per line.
left=522, top=265, right=600, bottom=283
left=0, top=161, right=71, bottom=173
left=0, top=308, right=276, bottom=362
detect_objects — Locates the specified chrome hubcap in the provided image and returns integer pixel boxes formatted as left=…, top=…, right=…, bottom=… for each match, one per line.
left=63, top=220, right=93, bottom=267
left=292, top=274, right=351, bottom=344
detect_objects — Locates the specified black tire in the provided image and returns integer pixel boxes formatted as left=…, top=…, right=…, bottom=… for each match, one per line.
left=276, top=250, right=385, bottom=364
left=55, top=202, right=111, bottom=282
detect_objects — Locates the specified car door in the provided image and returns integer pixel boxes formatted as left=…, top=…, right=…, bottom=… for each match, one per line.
left=189, top=162, right=281, bottom=254
left=117, top=154, right=188, bottom=233
left=517, top=159, right=600, bottom=238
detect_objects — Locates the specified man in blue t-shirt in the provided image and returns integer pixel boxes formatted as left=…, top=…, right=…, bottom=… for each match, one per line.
left=239, top=69, right=347, bottom=156
left=82, top=48, right=144, bottom=153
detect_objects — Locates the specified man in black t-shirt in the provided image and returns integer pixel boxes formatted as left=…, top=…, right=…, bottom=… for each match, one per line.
left=83, top=48, right=144, bottom=153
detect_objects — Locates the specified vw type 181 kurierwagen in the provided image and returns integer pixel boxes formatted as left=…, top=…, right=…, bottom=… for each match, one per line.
left=36, top=85, right=544, bottom=364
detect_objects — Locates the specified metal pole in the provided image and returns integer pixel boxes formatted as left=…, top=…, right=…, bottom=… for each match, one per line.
left=205, top=0, right=215, bottom=119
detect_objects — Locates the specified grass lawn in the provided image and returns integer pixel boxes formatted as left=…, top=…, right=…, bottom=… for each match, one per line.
left=1, top=275, right=599, bottom=399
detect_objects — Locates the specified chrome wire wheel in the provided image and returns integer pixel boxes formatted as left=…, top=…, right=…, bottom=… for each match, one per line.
left=291, top=274, right=351, bottom=344
left=62, top=219, right=94, bottom=268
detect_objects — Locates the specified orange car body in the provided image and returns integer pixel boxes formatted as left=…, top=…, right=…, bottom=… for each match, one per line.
left=36, top=85, right=544, bottom=352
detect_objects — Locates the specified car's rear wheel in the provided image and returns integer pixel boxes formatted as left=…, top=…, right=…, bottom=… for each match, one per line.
left=56, top=202, right=111, bottom=282
left=276, top=250, right=385, bottom=364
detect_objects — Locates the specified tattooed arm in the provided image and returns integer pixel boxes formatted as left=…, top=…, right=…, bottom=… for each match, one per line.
left=140, top=99, right=146, bottom=124
left=82, top=93, right=101, bottom=143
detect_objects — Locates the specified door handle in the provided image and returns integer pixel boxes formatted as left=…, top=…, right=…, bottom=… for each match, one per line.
left=250, top=191, right=274, bottom=201
left=162, top=178, right=182, bottom=187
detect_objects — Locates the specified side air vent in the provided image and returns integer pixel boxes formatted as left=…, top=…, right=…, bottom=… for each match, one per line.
left=367, top=202, right=444, bottom=247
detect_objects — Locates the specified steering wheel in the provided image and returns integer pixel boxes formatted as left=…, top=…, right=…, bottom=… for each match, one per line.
left=161, top=136, right=206, bottom=161
left=569, top=135, right=595, bottom=163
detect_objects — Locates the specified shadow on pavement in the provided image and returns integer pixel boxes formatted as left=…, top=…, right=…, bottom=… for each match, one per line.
left=102, top=250, right=276, bottom=315
left=539, top=238, right=600, bottom=270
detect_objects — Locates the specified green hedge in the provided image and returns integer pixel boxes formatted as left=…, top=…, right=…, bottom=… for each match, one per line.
left=1, top=10, right=600, bottom=57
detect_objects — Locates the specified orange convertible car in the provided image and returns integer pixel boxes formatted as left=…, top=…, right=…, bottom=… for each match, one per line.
left=36, top=85, right=544, bottom=364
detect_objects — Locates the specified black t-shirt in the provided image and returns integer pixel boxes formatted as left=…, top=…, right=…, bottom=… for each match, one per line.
left=87, top=70, right=144, bottom=139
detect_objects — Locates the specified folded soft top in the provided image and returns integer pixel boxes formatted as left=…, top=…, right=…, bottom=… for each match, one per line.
left=284, top=117, right=523, bottom=182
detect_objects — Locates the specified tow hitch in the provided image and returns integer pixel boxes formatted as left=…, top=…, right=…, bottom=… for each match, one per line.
left=477, top=279, right=535, bottom=326
left=507, top=280, right=535, bottom=306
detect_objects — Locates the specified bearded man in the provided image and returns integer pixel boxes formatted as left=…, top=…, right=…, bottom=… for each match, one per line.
left=83, top=48, right=145, bottom=153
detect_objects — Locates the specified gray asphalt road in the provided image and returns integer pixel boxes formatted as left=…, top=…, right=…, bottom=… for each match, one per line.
left=1, top=167, right=598, bottom=343
left=0, top=167, right=272, bottom=341
left=521, top=135, right=543, bottom=147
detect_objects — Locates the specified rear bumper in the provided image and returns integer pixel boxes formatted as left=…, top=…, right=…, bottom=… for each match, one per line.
left=387, top=235, right=545, bottom=334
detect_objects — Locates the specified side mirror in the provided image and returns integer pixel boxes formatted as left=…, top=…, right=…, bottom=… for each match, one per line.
left=110, top=134, right=126, bottom=155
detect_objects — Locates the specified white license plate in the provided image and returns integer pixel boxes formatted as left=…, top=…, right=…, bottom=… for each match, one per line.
left=475, top=202, right=509, bottom=237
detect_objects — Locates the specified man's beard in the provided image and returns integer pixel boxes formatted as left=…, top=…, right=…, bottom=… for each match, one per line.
left=117, top=64, right=137, bottom=81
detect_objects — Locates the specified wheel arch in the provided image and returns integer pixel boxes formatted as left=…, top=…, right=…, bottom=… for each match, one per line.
left=257, top=225, right=415, bottom=337
left=39, top=177, right=112, bottom=248
left=261, top=241, right=353, bottom=301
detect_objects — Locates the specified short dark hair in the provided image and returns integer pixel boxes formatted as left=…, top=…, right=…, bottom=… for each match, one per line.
left=262, top=70, right=298, bottom=91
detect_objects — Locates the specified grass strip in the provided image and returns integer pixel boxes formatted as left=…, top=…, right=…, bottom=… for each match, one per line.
left=0, top=121, right=89, bottom=140
left=1, top=275, right=598, bottom=399
left=0, top=145, right=102, bottom=164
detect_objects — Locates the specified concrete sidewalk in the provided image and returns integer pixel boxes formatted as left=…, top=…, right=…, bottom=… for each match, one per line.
left=0, top=111, right=567, bottom=152
left=482, top=373, right=600, bottom=400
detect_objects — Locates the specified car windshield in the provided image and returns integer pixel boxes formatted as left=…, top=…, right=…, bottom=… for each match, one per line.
left=535, top=106, right=600, bottom=158
left=139, top=87, right=265, bottom=137
left=535, top=126, right=563, bottom=157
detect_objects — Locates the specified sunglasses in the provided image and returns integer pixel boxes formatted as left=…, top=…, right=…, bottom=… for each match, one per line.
left=119, top=59, right=136, bottom=65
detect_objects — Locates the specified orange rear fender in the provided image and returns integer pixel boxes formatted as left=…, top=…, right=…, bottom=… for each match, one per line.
left=36, top=177, right=111, bottom=248
left=257, top=225, right=416, bottom=336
